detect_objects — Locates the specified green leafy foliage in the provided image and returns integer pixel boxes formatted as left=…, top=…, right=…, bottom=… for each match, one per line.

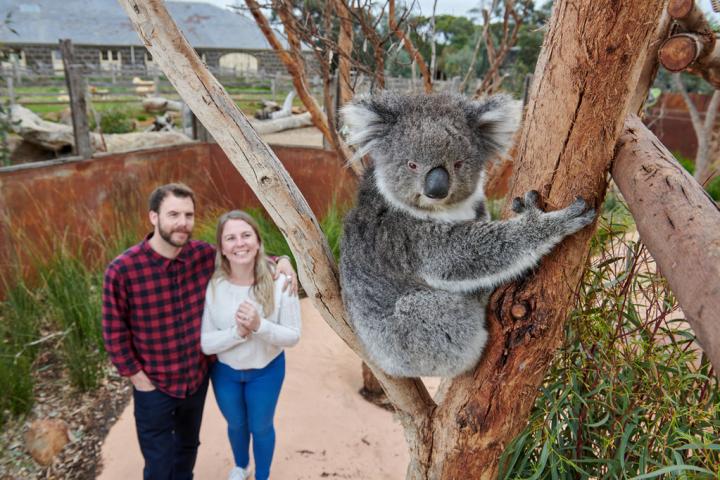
left=94, top=107, right=134, bottom=134
left=499, top=212, right=719, bottom=478
left=705, top=175, right=720, bottom=202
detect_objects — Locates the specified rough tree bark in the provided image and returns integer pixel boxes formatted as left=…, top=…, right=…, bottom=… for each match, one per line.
left=335, top=0, right=354, bottom=106
left=613, top=115, right=720, bottom=375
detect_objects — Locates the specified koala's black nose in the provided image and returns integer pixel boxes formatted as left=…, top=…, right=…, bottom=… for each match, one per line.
left=424, top=166, right=450, bottom=199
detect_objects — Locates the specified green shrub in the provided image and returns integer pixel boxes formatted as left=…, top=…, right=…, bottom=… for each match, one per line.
left=674, top=151, right=695, bottom=175
left=705, top=175, right=720, bottom=202
left=499, top=216, right=719, bottom=478
left=245, top=208, right=293, bottom=264
left=319, top=200, right=348, bottom=263
left=97, top=107, right=134, bottom=134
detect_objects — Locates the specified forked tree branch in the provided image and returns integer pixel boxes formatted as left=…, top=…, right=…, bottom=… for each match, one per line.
left=244, top=0, right=360, bottom=173
left=474, top=2, right=522, bottom=97
left=116, top=0, right=431, bottom=435
left=388, top=0, right=433, bottom=93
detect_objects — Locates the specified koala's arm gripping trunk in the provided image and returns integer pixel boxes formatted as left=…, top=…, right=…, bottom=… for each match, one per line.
left=417, top=218, right=552, bottom=291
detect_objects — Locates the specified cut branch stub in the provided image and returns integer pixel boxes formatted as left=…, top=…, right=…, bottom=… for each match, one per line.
left=668, top=0, right=708, bottom=32
left=659, top=34, right=703, bottom=71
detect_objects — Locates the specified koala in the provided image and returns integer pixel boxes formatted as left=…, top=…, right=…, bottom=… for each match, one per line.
left=338, top=91, right=595, bottom=378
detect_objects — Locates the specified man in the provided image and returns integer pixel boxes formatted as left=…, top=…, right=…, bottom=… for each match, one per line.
left=102, top=183, right=296, bottom=480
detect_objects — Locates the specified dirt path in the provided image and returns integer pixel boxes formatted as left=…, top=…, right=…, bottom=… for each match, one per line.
left=98, top=299, right=417, bottom=480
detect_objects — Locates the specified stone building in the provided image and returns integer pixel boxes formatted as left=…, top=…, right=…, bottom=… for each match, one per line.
left=0, top=0, right=313, bottom=75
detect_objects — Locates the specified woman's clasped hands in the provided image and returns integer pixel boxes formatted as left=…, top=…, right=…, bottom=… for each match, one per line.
left=235, top=301, right=261, bottom=338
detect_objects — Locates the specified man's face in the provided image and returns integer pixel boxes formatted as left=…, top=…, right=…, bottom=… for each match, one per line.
left=149, top=194, right=195, bottom=248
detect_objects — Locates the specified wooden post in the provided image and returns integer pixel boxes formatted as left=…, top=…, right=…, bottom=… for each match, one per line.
left=59, top=39, right=92, bottom=158
left=6, top=76, right=15, bottom=106
left=191, top=111, right=212, bottom=143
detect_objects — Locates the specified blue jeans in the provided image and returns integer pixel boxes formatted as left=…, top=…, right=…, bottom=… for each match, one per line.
left=211, top=353, right=285, bottom=480
left=133, top=376, right=209, bottom=480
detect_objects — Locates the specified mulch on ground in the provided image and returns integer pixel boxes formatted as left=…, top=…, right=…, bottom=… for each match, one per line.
left=0, top=350, right=130, bottom=480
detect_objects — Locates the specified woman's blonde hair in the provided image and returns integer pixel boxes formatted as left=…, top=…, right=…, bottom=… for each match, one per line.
left=212, top=210, right=275, bottom=316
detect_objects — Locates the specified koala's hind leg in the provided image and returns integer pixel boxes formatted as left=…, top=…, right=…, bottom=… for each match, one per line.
left=383, top=289, right=489, bottom=378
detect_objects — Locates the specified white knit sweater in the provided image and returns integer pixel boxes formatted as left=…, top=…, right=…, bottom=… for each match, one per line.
left=200, top=274, right=301, bottom=370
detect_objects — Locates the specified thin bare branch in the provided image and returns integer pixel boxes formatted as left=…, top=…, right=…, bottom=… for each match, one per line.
left=388, top=0, right=433, bottom=93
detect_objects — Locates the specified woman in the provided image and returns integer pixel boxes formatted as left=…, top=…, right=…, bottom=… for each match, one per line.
left=201, top=210, right=301, bottom=480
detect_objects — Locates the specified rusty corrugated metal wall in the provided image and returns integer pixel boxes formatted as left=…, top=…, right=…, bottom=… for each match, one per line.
left=0, top=142, right=357, bottom=296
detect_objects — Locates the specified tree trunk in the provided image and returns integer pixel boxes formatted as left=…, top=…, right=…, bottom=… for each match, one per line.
left=613, top=115, right=720, bottom=375
left=420, top=2, right=670, bottom=478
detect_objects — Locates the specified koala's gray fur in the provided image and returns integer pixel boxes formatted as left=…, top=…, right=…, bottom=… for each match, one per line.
left=338, top=91, right=596, bottom=378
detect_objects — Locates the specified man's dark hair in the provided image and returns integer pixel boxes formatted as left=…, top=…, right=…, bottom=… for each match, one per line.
left=148, top=183, right=196, bottom=213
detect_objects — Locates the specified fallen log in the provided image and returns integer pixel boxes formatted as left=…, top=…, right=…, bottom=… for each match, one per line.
left=142, top=96, right=184, bottom=112
left=10, top=104, right=191, bottom=154
left=613, top=114, right=720, bottom=375
left=249, top=112, right=312, bottom=134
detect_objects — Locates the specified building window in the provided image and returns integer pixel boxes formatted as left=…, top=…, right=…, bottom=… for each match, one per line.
left=1, top=49, right=27, bottom=68
left=51, top=50, right=64, bottom=72
left=99, top=49, right=122, bottom=70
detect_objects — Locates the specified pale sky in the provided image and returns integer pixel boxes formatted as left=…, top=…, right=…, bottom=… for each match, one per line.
left=172, top=0, right=483, bottom=18
left=173, top=0, right=720, bottom=23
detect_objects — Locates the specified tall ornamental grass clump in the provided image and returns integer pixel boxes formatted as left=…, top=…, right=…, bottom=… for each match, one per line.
left=40, top=252, right=105, bottom=392
left=499, top=207, right=719, bottom=478
left=0, top=280, right=42, bottom=424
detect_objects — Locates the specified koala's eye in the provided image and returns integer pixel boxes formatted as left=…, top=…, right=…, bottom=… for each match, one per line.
left=407, top=161, right=418, bottom=171
left=454, top=161, right=464, bottom=170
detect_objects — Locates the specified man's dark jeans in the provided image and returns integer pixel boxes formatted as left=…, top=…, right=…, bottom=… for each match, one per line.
left=133, top=376, right=209, bottom=480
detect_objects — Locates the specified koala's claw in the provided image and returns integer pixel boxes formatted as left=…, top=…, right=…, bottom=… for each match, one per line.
left=563, top=206, right=596, bottom=234
left=525, top=190, right=540, bottom=207
left=511, top=196, right=525, bottom=213
left=566, top=196, right=588, bottom=216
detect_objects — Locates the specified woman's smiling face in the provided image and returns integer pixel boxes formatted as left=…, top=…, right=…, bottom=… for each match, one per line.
left=220, top=219, right=260, bottom=268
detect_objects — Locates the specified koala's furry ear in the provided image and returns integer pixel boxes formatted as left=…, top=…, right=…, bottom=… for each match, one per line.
left=341, top=91, right=401, bottom=165
left=465, top=94, right=523, bottom=159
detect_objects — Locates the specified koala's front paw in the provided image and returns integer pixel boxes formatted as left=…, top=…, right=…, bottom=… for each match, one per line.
left=553, top=196, right=596, bottom=235
left=511, top=190, right=542, bottom=215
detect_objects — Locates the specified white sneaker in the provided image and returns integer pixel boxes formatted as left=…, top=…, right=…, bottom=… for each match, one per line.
left=227, top=466, right=253, bottom=480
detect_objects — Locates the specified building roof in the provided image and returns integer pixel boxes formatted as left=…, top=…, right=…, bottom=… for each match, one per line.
left=0, top=0, right=288, bottom=50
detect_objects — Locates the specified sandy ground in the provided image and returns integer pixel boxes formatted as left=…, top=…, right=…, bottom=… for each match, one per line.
left=98, top=299, right=438, bottom=480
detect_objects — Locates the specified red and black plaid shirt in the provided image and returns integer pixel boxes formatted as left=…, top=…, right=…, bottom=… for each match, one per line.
left=102, top=234, right=216, bottom=398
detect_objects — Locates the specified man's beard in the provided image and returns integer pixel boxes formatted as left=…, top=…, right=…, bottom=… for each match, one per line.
left=158, top=221, right=191, bottom=248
